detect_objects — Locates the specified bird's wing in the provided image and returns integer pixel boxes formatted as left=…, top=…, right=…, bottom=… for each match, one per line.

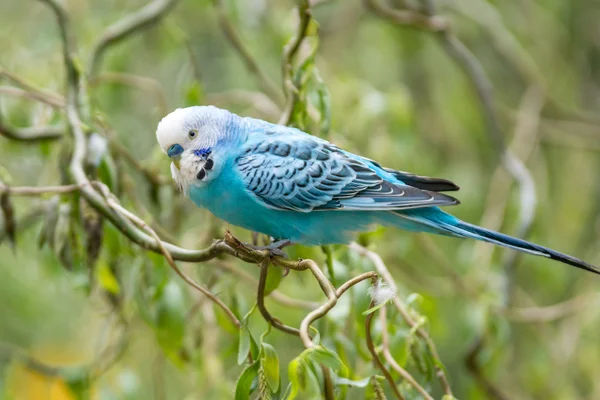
left=354, top=155, right=460, bottom=192
left=235, top=135, right=459, bottom=213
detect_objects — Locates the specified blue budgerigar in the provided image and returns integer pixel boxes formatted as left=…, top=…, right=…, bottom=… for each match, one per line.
left=156, top=106, right=599, bottom=275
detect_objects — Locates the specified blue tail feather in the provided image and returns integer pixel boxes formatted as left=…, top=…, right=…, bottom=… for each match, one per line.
left=393, top=210, right=600, bottom=275
left=449, top=221, right=600, bottom=275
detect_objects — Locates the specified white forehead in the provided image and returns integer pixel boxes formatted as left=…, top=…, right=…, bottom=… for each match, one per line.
left=156, top=107, right=193, bottom=151
left=156, top=106, right=235, bottom=152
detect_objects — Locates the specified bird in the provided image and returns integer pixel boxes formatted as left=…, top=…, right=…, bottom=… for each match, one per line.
left=156, top=105, right=599, bottom=275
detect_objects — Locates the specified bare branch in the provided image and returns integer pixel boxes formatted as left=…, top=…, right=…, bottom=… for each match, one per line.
left=363, top=0, right=447, bottom=31
left=211, top=0, right=283, bottom=104
left=89, top=0, right=180, bottom=77
left=0, top=86, right=64, bottom=109
left=379, top=305, right=434, bottom=400
left=0, top=121, right=63, bottom=142
left=0, top=68, right=65, bottom=108
left=217, top=261, right=318, bottom=310
left=502, top=292, right=600, bottom=323
left=0, top=183, right=81, bottom=196
left=350, top=242, right=453, bottom=397
left=98, top=185, right=241, bottom=328
left=90, top=72, right=169, bottom=115
left=365, top=300, right=406, bottom=400
left=278, top=0, right=312, bottom=126
left=257, top=260, right=302, bottom=336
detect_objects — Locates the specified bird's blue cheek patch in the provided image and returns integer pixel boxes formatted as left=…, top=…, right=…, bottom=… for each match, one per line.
left=193, top=148, right=212, bottom=158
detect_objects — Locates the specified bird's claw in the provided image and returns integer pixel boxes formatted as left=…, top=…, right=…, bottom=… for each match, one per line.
left=244, top=239, right=292, bottom=259
left=268, top=248, right=288, bottom=258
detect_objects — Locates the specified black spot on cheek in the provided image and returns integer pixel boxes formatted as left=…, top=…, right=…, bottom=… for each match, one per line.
left=197, top=169, right=206, bottom=180
left=204, top=158, right=214, bottom=170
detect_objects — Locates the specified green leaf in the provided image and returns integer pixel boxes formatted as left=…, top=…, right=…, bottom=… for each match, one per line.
left=314, top=71, right=331, bottom=137
left=287, top=357, right=320, bottom=400
left=260, top=343, right=280, bottom=392
left=97, top=153, right=118, bottom=193
left=307, top=345, right=346, bottom=374
left=0, top=191, right=16, bottom=248
left=185, top=82, right=204, bottom=106
left=264, top=265, right=283, bottom=296
left=234, top=361, right=260, bottom=400
left=63, top=367, right=90, bottom=400
left=37, top=197, right=59, bottom=249
left=362, top=301, right=387, bottom=316
left=389, top=329, right=412, bottom=368
left=53, top=203, right=71, bottom=255
left=405, top=293, right=423, bottom=306
left=238, top=326, right=251, bottom=365
left=155, top=281, right=186, bottom=360
left=96, top=260, right=120, bottom=295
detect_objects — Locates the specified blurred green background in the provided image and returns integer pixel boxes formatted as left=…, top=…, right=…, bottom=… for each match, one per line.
left=1, top=0, right=600, bottom=399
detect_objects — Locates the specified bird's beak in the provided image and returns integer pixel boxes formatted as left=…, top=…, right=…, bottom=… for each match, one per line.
left=167, top=144, right=184, bottom=170
left=173, top=156, right=181, bottom=170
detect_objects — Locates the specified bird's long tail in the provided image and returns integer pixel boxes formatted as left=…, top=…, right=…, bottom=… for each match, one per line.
left=395, top=211, right=600, bottom=275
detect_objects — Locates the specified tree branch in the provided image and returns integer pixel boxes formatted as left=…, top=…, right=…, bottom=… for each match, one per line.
left=0, top=121, right=64, bottom=142
left=278, top=0, right=312, bottom=126
left=365, top=300, right=405, bottom=400
left=89, top=0, right=180, bottom=77
left=211, top=0, right=283, bottom=104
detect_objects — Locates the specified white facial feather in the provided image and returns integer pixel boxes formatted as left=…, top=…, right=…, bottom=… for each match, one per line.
left=156, top=107, right=188, bottom=153
left=157, top=106, right=243, bottom=192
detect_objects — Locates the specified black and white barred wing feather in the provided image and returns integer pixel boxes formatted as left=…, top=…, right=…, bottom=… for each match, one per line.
left=235, top=134, right=459, bottom=213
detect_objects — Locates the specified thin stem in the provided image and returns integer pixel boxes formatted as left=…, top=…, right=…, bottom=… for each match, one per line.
left=379, top=305, right=434, bottom=400
left=365, top=300, right=405, bottom=400
left=89, top=0, right=180, bottom=77
left=0, top=68, right=65, bottom=108
left=211, top=0, right=283, bottom=104
left=0, top=184, right=81, bottom=196
left=103, top=191, right=241, bottom=328
left=299, top=268, right=378, bottom=348
left=257, top=260, right=301, bottom=336
left=89, top=72, right=169, bottom=116
left=278, top=0, right=312, bottom=125
left=350, top=242, right=453, bottom=396
left=0, top=122, right=63, bottom=142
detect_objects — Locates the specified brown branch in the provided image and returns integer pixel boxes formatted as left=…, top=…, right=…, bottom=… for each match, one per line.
left=363, top=0, right=447, bottom=31
left=278, top=0, right=312, bottom=126
left=89, top=72, right=169, bottom=116
left=99, top=185, right=241, bottom=328
left=89, top=0, right=180, bottom=77
left=0, top=183, right=81, bottom=196
left=299, top=269, right=379, bottom=348
left=365, top=300, right=405, bottom=400
left=379, top=305, right=434, bottom=400
left=257, top=260, right=302, bottom=336
left=0, top=86, right=64, bottom=109
left=502, top=292, right=600, bottom=323
left=350, top=242, right=453, bottom=396
left=0, top=121, right=64, bottom=142
left=216, top=261, right=317, bottom=310
left=465, top=337, right=510, bottom=400
left=0, top=68, right=65, bottom=108
left=299, top=259, right=337, bottom=347
left=211, top=0, right=283, bottom=104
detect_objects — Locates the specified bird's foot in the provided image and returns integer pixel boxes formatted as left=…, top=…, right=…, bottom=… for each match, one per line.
left=246, top=239, right=293, bottom=258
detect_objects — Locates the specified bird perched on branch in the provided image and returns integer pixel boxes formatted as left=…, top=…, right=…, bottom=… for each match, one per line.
left=156, top=106, right=599, bottom=275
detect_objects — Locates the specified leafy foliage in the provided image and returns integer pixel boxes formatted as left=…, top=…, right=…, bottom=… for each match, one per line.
left=1, top=0, right=600, bottom=399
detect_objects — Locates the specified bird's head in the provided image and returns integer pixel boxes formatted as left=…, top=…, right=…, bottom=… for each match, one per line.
left=156, top=106, right=239, bottom=192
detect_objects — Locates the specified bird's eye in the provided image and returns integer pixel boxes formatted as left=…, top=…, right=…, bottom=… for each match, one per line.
left=188, top=130, right=198, bottom=140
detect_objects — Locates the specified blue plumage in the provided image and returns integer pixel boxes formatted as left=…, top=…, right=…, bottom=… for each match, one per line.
left=156, top=106, right=600, bottom=275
